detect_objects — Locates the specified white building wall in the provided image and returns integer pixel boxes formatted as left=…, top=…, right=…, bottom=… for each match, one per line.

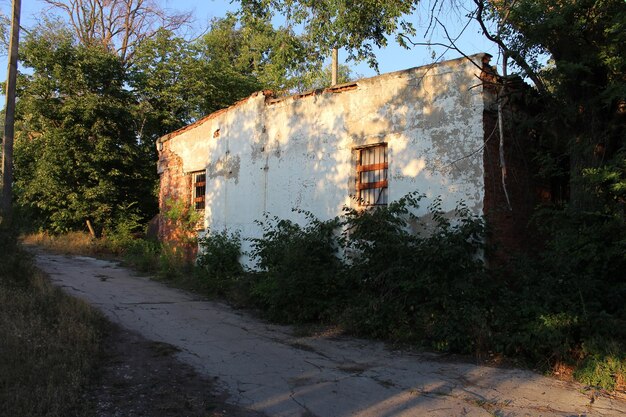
left=163, top=55, right=488, bottom=267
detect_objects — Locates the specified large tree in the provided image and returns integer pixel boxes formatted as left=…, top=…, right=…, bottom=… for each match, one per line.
left=42, top=0, right=192, bottom=64
left=478, top=0, right=626, bottom=211
left=239, top=0, right=418, bottom=69
left=13, top=26, right=156, bottom=233
left=130, top=14, right=323, bottom=143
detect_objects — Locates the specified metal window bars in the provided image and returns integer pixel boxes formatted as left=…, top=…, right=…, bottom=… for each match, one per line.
left=356, top=144, right=388, bottom=206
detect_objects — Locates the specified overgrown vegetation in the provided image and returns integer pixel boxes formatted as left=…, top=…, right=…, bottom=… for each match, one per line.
left=0, top=222, right=104, bottom=417
left=245, top=195, right=490, bottom=353
left=245, top=198, right=623, bottom=390
left=4, top=0, right=624, bottom=394
left=250, top=212, right=343, bottom=322
left=21, top=189, right=626, bottom=391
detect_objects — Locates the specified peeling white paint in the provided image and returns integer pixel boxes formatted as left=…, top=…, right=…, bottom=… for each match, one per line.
left=158, top=54, right=490, bottom=267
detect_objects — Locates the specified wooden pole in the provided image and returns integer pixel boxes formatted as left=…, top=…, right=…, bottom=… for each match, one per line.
left=331, top=47, right=338, bottom=86
left=1, top=0, right=22, bottom=220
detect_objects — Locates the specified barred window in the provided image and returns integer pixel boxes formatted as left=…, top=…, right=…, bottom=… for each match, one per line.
left=192, top=171, right=206, bottom=210
left=356, top=144, right=388, bottom=206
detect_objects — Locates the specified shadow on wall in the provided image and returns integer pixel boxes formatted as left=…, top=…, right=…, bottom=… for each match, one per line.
left=158, top=54, right=533, bottom=261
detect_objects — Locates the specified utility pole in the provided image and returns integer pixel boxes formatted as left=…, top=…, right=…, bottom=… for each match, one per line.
left=331, top=47, right=338, bottom=86
left=1, top=0, right=21, bottom=220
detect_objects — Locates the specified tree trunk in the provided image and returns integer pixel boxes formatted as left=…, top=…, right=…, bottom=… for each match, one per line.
left=1, top=0, right=21, bottom=220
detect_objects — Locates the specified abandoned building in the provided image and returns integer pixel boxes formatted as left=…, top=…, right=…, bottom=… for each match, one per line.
left=156, top=53, right=533, bottom=265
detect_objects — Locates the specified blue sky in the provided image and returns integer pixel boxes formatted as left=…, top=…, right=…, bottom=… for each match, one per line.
left=0, top=0, right=500, bottom=102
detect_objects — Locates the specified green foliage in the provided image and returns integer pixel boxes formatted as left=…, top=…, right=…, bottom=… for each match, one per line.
left=487, top=206, right=626, bottom=385
left=120, top=238, right=162, bottom=273
left=250, top=212, right=343, bottom=323
left=14, top=25, right=156, bottom=234
left=156, top=243, right=193, bottom=280
left=489, top=0, right=626, bottom=213
left=161, top=197, right=201, bottom=246
left=247, top=194, right=489, bottom=350
left=574, top=339, right=625, bottom=391
left=340, top=195, right=489, bottom=352
left=196, top=229, right=245, bottom=295
left=198, top=14, right=315, bottom=93
left=293, top=63, right=357, bottom=92
left=130, top=25, right=263, bottom=142
left=239, top=0, right=418, bottom=69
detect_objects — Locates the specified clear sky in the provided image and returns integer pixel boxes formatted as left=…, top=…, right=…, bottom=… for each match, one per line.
left=0, top=0, right=500, bottom=103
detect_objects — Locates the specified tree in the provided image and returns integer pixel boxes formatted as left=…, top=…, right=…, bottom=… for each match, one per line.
left=42, top=0, right=192, bottom=64
left=196, top=14, right=316, bottom=93
left=475, top=0, right=626, bottom=211
left=130, top=28, right=215, bottom=142
left=130, top=14, right=320, bottom=143
left=293, top=62, right=355, bottom=92
left=1, top=0, right=21, bottom=219
left=239, top=0, right=418, bottom=70
left=13, top=26, right=156, bottom=233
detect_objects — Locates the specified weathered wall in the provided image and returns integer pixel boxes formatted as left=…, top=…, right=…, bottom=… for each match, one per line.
left=481, top=73, right=537, bottom=263
left=158, top=55, right=491, bottom=266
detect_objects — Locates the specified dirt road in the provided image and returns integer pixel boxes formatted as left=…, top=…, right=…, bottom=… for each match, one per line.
left=35, top=252, right=626, bottom=417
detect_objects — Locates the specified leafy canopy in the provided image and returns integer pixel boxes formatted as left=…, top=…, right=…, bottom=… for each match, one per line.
left=14, top=25, right=155, bottom=233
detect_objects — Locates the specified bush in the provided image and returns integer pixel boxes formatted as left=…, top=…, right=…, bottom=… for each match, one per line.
left=574, top=338, right=626, bottom=392
left=490, top=207, right=626, bottom=387
left=250, top=213, right=343, bottom=323
left=340, top=195, right=489, bottom=352
left=122, top=238, right=161, bottom=273
left=247, top=195, right=490, bottom=350
left=197, top=229, right=244, bottom=295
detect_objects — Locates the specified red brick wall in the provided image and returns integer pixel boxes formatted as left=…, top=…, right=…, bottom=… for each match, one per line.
left=481, top=68, right=537, bottom=264
left=156, top=139, right=198, bottom=259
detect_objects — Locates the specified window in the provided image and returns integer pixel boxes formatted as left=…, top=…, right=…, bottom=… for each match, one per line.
left=356, top=144, right=388, bottom=206
left=192, top=171, right=206, bottom=210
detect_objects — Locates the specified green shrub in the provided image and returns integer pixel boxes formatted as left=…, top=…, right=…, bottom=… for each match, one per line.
left=574, top=338, right=626, bottom=391
left=197, top=229, right=244, bottom=295
left=250, top=212, right=343, bottom=323
left=122, top=238, right=161, bottom=273
left=157, top=242, right=192, bottom=280
left=340, top=195, right=489, bottom=353
left=486, top=206, right=626, bottom=388
left=247, top=194, right=489, bottom=350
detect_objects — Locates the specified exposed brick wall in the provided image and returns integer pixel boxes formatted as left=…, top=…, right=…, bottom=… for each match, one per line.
left=481, top=66, right=537, bottom=264
left=156, top=139, right=198, bottom=259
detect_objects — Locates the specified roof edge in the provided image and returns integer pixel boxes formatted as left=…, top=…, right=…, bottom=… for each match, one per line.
left=157, top=53, right=491, bottom=145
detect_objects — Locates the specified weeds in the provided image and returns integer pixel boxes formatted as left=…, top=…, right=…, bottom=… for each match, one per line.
left=19, top=193, right=626, bottom=392
left=1, top=223, right=104, bottom=417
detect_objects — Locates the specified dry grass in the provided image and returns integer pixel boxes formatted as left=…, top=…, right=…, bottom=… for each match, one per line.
left=1, top=231, right=104, bottom=417
left=21, top=231, right=106, bottom=255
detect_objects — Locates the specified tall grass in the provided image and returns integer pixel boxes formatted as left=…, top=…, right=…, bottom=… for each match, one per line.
left=1, top=224, right=104, bottom=417
left=21, top=231, right=104, bottom=256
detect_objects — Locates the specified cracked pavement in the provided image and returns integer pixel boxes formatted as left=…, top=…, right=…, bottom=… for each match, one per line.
left=35, top=252, right=626, bottom=417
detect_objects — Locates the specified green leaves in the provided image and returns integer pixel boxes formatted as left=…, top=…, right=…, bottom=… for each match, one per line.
left=14, top=28, right=155, bottom=234
left=239, top=0, right=418, bottom=69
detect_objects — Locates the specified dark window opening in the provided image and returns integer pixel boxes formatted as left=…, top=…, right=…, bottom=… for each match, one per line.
left=192, top=171, right=206, bottom=210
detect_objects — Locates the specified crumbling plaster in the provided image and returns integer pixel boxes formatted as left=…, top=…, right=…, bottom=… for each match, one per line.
left=158, top=54, right=490, bottom=265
